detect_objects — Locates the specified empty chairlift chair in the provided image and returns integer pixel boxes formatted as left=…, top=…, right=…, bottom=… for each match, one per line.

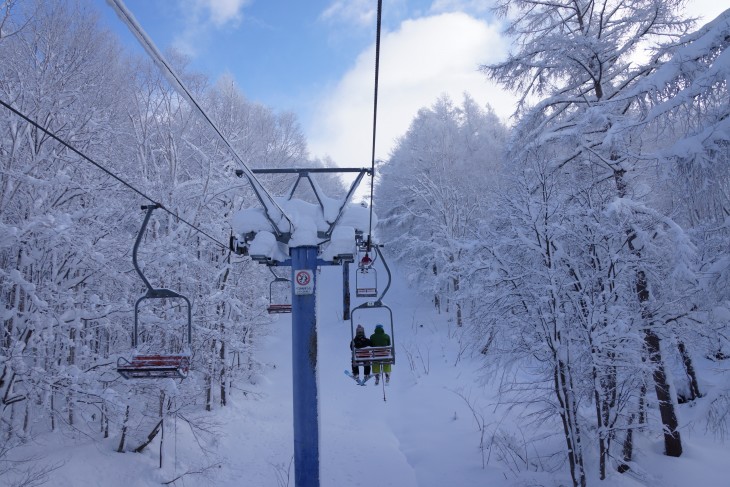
left=117, top=204, right=192, bottom=380
left=267, top=269, right=292, bottom=314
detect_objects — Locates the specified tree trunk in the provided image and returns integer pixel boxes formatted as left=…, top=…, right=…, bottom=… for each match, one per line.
left=23, top=402, right=30, bottom=435
left=644, top=328, right=682, bottom=456
left=205, top=372, right=212, bottom=412
left=220, top=330, right=227, bottom=407
left=617, top=168, right=682, bottom=457
left=134, top=419, right=162, bottom=454
left=50, top=389, right=55, bottom=432
left=634, top=268, right=682, bottom=456
left=102, top=401, right=109, bottom=438
left=619, top=414, right=635, bottom=473
left=639, top=381, right=647, bottom=425
left=67, top=391, right=74, bottom=427
left=592, top=362, right=616, bottom=480
left=117, top=405, right=130, bottom=453
left=554, top=358, right=587, bottom=487
left=677, top=340, right=701, bottom=400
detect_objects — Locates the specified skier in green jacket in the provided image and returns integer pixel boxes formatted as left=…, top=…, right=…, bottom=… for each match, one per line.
left=369, top=324, right=392, bottom=385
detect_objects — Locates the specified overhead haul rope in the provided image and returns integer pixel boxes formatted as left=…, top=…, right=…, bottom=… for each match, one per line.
left=0, top=98, right=229, bottom=250
left=366, top=0, right=383, bottom=252
left=106, top=0, right=293, bottom=237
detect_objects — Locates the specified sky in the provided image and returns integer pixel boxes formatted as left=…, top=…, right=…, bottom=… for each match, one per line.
left=94, top=0, right=728, bottom=168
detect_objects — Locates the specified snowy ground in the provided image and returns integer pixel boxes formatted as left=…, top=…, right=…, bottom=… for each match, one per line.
left=8, top=262, right=730, bottom=486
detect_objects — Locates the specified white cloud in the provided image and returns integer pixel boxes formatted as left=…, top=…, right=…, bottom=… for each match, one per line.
left=320, top=0, right=376, bottom=27
left=428, top=0, right=492, bottom=16
left=173, top=0, right=250, bottom=56
left=308, top=12, right=515, bottom=166
left=200, top=0, right=249, bottom=26
left=308, top=1, right=727, bottom=167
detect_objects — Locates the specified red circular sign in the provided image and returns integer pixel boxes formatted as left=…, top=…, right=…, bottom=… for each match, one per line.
left=296, top=270, right=311, bottom=286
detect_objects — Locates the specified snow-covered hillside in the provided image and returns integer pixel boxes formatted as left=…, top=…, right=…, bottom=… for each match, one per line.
left=6, top=260, right=730, bottom=486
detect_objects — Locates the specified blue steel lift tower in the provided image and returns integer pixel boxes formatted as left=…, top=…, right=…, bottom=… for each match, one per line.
left=230, top=167, right=372, bottom=487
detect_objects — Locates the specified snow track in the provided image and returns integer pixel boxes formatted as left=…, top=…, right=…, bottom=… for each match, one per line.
left=318, top=265, right=418, bottom=486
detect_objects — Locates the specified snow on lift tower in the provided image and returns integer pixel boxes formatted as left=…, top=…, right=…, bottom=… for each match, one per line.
left=228, top=167, right=372, bottom=267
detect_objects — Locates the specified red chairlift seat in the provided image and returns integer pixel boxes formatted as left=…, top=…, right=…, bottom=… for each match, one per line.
left=267, top=303, right=292, bottom=314
left=117, top=354, right=190, bottom=379
left=353, top=346, right=394, bottom=365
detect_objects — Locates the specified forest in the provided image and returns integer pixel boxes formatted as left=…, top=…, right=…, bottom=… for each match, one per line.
left=1, top=1, right=729, bottom=486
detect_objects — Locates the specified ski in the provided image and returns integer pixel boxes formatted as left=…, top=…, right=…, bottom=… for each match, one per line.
left=344, top=370, right=375, bottom=386
left=344, top=370, right=362, bottom=385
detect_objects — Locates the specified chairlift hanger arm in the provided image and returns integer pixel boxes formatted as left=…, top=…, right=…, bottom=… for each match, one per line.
left=239, top=167, right=373, bottom=241
left=374, top=245, right=391, bottom=302
left=268, top=266, right=290, bottom=282
left=133, top=204, right=160, bottom=294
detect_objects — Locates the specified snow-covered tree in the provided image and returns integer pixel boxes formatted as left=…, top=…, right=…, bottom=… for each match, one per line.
left=376, top=94, right=507, bottom=323
left=0, top=1, right=320, bottom=476
left=0, top=0, right=135, bottom=470
left=475, top=0, right=727, bottom=481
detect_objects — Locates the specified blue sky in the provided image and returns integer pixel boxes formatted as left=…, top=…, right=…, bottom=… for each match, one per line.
left=98, top=1, right=381, bottom=122
left=94, top=0, right=725, bottom=167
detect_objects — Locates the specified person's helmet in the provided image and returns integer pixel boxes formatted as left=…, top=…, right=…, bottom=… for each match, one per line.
left=375, top=324, right=384, bottom=330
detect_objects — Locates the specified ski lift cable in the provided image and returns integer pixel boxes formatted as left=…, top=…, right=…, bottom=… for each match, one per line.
left=0, top=98, right=229, bottom=251
left=366, top=0, right=383, bottom=249
left=106, top=0, right=294, bottom=238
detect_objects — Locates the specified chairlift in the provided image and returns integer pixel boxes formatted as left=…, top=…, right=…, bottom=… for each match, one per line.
left=355, top=243, right=378, bottom=298
left=117, top=204, right=192, bottom=380
left=267, top=268, right=292, bottom=314
left=350, top=301, right=395, bottom=367
left=350, top=244, right=395, bottom=366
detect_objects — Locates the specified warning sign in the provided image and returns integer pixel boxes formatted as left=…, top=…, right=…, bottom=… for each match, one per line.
left=294, top=269, right=314, bottom=295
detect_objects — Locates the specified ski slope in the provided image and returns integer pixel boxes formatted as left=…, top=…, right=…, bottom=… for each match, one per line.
left=219, top=263, right=502, bottom=486
left=8, top=260, right=730, bottom=486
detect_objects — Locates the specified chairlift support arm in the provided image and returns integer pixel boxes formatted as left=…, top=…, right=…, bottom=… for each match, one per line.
left=243, top=167, right=373, bottom=240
